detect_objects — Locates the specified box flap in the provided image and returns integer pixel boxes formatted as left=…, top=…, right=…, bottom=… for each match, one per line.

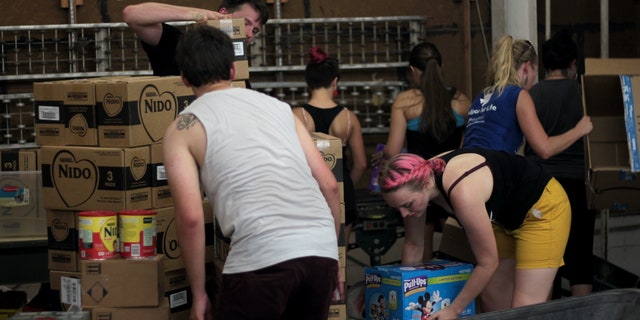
left=621, top=75, right=640, bottom=171
left=585, top=58, right=640, bottom=76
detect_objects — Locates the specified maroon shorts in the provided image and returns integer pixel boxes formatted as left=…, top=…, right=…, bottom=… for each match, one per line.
left=215, top=256, right=338, bottom=320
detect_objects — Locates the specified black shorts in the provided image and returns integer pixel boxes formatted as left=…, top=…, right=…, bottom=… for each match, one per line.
left=216, top=256, right=338, bottom=320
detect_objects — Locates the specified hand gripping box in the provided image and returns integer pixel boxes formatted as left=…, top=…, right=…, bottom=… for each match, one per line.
left=582, top=58, right=640, bottom=210
left=364, top=259, right=475, bottom=320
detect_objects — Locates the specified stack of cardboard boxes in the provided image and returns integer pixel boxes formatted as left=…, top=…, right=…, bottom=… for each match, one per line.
left=37, top=19, right=249, bottom=320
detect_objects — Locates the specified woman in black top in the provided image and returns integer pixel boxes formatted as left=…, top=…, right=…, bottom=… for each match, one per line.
left=378, top=149, right=571, bottom=318
left=293, top=46, right=367, bottom=249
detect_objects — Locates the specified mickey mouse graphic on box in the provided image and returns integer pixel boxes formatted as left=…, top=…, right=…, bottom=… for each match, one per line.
left=364, top=259, right=475, bottom=320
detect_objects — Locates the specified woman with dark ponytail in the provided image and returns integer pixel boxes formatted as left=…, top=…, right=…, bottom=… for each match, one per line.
left=293, top=46, right=367, bottom=250
left=382, top=42, right=471, bottom=162
left=374, top=42, right=471, bottom=260
left=377, top=148, right=572, bottom=318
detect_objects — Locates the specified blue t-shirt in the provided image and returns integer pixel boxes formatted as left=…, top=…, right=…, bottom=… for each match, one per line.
left=463, top=85, right=524, bottom=153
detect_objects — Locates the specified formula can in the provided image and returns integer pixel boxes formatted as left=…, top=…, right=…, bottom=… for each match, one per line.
left=78, top=211, right=118, bottom=260
left=118, top=209, right=157, bottom=259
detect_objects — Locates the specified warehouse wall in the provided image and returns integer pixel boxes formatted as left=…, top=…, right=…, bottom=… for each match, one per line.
left=1, top=0, right=639, bottom=190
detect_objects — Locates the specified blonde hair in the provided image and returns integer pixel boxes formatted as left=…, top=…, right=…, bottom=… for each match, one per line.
left=484, top=35, right=537, bottom=96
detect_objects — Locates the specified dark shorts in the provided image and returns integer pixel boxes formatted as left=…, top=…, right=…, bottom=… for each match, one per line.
left=556, top=177, right=596, bottom=286
left=216, top=256, right=338, bottom=320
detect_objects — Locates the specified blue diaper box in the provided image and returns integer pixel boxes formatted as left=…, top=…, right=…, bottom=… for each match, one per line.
left=364, top=259, right=475, bottom=320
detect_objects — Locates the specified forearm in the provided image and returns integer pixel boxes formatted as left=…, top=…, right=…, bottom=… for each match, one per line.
left=447, top=260, right=497, bottom=316
left=536, top=127, right=583, bottom=159
left=350, top=164, right=366, bottom=186
left=401, top=240, right=424, bottom=265
left=175, top=212, right=208, bottom=299
left=322, top=181, right=342, bottom=236
left=123, top=2, right=211, bottom=26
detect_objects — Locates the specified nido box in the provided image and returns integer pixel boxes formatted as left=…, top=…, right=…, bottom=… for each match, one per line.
left=40, top=145, right=151, bottom=211
left=364, top=259, right=475, bottom=320
left=95, top=76, right=195, bottom=148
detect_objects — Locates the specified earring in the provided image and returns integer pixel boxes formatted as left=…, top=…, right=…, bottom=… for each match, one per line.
left=333, top=89, right=338, bottom=97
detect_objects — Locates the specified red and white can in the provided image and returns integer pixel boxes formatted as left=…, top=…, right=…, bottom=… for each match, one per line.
left=78, top=211, right=118, bottom=260
left=118, top=209, right=157, bottom=259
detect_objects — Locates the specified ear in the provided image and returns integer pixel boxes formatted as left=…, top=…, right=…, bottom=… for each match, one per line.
left=331, top=77, right=339, bottom=88
left=219, top=7, right=229, bottom=14
left=180, top=73, right=192, bottom=88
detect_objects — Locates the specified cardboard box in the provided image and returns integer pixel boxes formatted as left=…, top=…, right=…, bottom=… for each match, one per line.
left=90, top=299, right=170, bottom=320
left=60, top=80, right=99, bottom=146
left=582, top=58, right=640, bottom=210
left=34, top=79, right=72, bottom=146
left=364, top=259, right=475, bottom=320
left=0, top=148, right=38, bottom=172
left=328, top=303, right=346, bottom=320
left=0, top=149, right=41, bottom=230
left=49, top=269, right=81, bottom=291
left=312, top=132, right=344, bottom=182
left=95, top=76, right=195, bottom=147
left=8, top=311, right=90, bottom=320
left=150, top=143, right=172, bottom=209
left=40, top=146, right=151, bottom=211
left=34, top=77, right=128, bottom=146
left=156, top=201, right=214, bottom=271
left=80, top=255, right=164, bottom=307
left=436, top=218, right=476, bottom=265
left=47, top=210, right=80, bottom=271
left=213, top=216, right=230, bottom=263
left=196, top=19, right=249, bottom=81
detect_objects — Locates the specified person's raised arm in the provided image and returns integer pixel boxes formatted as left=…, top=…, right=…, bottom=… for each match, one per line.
left=516, top=89, right=592, bottom=159
left=123, top=2, right=230, bottom=46
left=163, top=114, right=211, bottom=320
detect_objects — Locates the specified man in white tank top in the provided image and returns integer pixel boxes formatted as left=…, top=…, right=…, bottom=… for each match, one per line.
left=163, top=25, right=343, bottom=320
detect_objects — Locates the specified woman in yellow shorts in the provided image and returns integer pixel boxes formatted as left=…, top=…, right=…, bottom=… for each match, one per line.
left=377, top=148, right=570, bottom=319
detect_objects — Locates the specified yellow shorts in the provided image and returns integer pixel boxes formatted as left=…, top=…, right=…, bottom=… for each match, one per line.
left=492, top=178, right=571, bottom=269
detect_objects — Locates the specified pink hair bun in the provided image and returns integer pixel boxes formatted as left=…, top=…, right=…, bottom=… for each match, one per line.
left=308, top=46, right=328, bottom=64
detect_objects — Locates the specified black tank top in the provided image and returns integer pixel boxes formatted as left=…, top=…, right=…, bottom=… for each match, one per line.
left=435, top=148, right=551, bottom=230
left=301, top=104, right=358, bottom=221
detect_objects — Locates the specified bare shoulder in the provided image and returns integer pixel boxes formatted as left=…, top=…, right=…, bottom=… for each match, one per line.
left=173, top=113, right=200, bottom=131
left=442, top=153, right=490, bottom=184
left=392, top=89, right=423, bottom=119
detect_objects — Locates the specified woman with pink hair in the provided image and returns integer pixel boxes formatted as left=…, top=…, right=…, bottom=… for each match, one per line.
left=377, top=148, right=571, bottom=319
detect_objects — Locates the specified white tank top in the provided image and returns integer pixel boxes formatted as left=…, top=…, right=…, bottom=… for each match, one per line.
left=182, top=88, right=338, bottom=273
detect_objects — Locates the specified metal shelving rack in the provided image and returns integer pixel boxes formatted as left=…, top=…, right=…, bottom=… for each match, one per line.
left=0, top=16, right=426, bottom=146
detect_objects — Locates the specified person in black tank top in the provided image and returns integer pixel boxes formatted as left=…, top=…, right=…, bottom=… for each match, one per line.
left=293, top=46, right=367, bottom=253
left=372, top=42, right=471, bottom=261
left=377, top=150, right=571, bottom=318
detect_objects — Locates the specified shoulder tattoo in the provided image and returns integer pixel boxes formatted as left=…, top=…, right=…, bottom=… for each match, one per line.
left=175, top=114, right=198, bottom=131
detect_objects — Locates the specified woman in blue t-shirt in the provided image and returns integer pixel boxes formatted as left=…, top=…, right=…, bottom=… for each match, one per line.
left=463, top=35, right=592, bottom=158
